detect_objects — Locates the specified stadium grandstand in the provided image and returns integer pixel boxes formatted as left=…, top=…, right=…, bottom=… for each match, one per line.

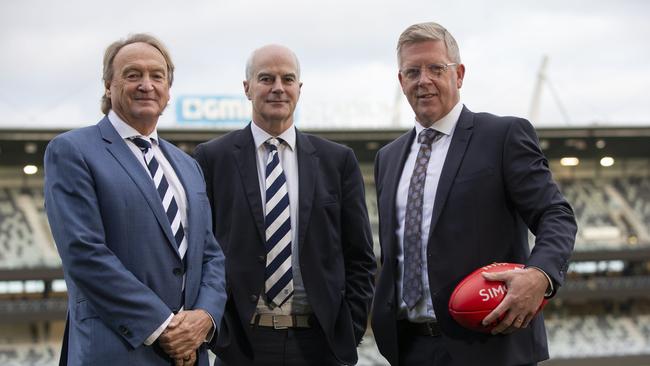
left=1, top=125, right=649, bottom=365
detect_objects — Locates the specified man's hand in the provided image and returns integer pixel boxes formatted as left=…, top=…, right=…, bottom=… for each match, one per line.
left=158, top=309, right=213, bottom=360
left=174, top=351, right=196, bottom=366
left=480, top=267, right=548, bottom=335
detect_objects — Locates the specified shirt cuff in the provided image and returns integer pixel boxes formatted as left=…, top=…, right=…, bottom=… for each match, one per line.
left=144, top=313, right=174, bottom=346
left=526, top=266, right=554, bottom=297
left=201, top=310, right=216, bottom=343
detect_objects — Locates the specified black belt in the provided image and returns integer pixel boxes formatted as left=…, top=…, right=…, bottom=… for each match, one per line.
left=398, top=320, right=442, bottom=337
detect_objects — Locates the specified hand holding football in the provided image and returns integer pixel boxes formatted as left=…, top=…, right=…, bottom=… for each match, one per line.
left=448, top=263, right=548, bottom=333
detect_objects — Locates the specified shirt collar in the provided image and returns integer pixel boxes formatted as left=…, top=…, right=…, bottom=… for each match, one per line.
left=250, top=121, right=296, bottom=151
left=108, top=110, right=159, bottom=144
left=414, top=100, right=463, bottom=137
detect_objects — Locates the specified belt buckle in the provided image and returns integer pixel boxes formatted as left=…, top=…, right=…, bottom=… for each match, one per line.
left=425, top=322, right=434, bottom=336
left=272, top=316, right=289, bottom=330
left=425, top=321, right=440, bottom=336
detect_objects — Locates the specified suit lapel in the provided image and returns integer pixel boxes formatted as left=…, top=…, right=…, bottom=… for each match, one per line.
left=98, top=118, right=180, bottom=257
left=234, top=125, right=266, bottom=243
left=428, top=107, right=474, bottom=238
left=382, top=129, right=415, bottom=260
left=296, top=130, right=318, bottom=252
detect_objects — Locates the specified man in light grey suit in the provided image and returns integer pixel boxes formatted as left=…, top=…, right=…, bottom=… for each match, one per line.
left=44, top=34, right=226, bottom=366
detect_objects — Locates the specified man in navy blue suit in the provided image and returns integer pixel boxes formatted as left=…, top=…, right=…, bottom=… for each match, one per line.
left=44, top=34, right=226, bottom=366
left=194, top=44, right=376, bottom=366
left=371, top=22, right=577, bottom=365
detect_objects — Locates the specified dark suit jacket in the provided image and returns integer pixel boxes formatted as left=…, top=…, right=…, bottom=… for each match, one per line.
left=44, top=117, right=227, bottom=366
left=193, top=124, right=376, bottom=365
left=371, top=107, right=577, bottom=366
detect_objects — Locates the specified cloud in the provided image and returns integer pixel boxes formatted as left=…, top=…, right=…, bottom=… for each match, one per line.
left=1, top=0, right=648, bottom=128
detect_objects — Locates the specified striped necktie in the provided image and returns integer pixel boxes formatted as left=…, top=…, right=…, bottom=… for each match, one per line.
left=130, top=137, right=188, bottom=306
left=264, top=138, right=294, bottom=307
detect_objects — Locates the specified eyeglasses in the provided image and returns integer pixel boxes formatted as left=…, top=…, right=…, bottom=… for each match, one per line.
left=399, top=63, right=458, bottom=81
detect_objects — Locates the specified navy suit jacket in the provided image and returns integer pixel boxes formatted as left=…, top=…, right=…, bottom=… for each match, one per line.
left=371, top=107, right=577, bottom=366
left=193, top=124, right=376, bottom=365
left=44, top=117, right=227, bottom=366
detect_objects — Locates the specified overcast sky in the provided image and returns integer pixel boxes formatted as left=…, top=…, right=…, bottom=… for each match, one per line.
left=1, top=0, right=649, bottom=130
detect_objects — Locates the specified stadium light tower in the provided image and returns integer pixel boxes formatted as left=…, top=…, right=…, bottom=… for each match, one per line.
left=528, top=55, right=572, bottom=125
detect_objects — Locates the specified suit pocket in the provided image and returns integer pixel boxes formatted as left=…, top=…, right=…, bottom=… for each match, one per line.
left=76, top=299, right=99, bottom=321
left=316, top=194, right=339, bottom=207
left=454, top=167, right=494, bottom=183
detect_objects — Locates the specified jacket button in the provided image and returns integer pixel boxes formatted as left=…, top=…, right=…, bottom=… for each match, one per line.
left=173, top=268, right=184, bottom=276
left=257, top=255, right=265, bottom=264
left=250, top=294, right=258, bottom=302
left=119, top=325, right=130, bottom=336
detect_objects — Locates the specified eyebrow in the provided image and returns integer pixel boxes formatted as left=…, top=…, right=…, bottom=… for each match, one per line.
left=257, top=71, right=297, bottom=78
left=122, top=65, right=167, bottom=75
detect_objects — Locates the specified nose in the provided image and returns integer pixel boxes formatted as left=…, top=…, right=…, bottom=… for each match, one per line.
left=138, top=75, right=155, bottom=92
left=417, top=68, right=433, bottom=85
left=271, top=78, right=285, bottom=94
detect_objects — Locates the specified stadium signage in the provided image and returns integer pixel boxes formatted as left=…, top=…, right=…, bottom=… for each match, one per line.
left=176, top=95, right=251, bottom=125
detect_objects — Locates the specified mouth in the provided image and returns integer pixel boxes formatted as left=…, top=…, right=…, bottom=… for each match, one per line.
left=134, top=95, right=158, bottom=102
left=417, top=92, right=437, bottom=99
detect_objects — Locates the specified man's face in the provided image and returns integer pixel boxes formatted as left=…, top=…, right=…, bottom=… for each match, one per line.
left=244, top=46, right=302, bottom=129
left=107, top=42, right=170, bottom=127
left=398, top=40, right=464, bottom=127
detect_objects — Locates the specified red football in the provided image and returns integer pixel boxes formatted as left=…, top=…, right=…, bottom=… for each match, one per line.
left=448, top=263, right=548, bottom=333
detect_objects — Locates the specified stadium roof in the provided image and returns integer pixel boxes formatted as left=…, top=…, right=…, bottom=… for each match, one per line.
left=1, top=125, right=650, bottom=167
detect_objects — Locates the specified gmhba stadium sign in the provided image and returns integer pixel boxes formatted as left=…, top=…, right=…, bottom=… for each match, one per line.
left=176, top=95, right=251, bottom=126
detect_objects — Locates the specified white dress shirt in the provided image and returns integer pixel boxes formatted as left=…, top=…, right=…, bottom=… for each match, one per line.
left=250, top=122, right=311, bottom=315
left=395, top=101, right=463, bottom=322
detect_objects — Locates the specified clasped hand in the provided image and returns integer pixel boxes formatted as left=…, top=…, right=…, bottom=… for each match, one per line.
left=158, top=309, right=213, bottom=366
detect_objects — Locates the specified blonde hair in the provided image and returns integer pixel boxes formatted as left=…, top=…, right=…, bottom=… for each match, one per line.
left=397, top=22, right=461, bottom=66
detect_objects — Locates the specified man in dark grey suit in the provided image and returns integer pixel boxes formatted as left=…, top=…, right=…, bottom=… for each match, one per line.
left=194, top=44, right=376, bottom=366
left=371, top=22, right=577, bottom=366
left=44, top=34, right=226, bottom=366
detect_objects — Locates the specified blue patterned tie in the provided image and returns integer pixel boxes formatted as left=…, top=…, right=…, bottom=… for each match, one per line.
left=131, top=137, right=187, bottom=305
left=263, top=138, right=294, bottom=307
left=403, top=128, right=441, bottom=309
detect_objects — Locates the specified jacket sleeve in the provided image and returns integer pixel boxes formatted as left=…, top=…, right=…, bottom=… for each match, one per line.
left=191, top=158, right=227, bottom=335
left=502, top=118, right=577, bottom=293
left=340, top=148, right=377, bottom=343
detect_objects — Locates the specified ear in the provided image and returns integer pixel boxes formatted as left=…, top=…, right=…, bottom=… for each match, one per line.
left=243, top=80, right=251, bottom=100
left=398, top=71, right=407, bottom=94
left=456, top=63, right=466, bottom=89
left=104, top=81, right=112, bottom=97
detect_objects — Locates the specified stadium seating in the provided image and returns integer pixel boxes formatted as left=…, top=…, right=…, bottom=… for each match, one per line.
left=546, top=311, right=650, bottom=358
left=558, top=177, right=650, bottom=250
left=0, top=343, right=59, bottom=366
left=0, top=187, right=60, bottom=269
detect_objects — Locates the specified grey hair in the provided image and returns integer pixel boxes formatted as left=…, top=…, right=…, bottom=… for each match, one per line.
left=396, top=22, right=461, bottom=66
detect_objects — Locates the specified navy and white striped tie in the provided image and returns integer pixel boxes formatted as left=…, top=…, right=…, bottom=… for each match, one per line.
left=130, top=137, right=188, bottom=304
left=264, top=138, right=293, bottom=307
